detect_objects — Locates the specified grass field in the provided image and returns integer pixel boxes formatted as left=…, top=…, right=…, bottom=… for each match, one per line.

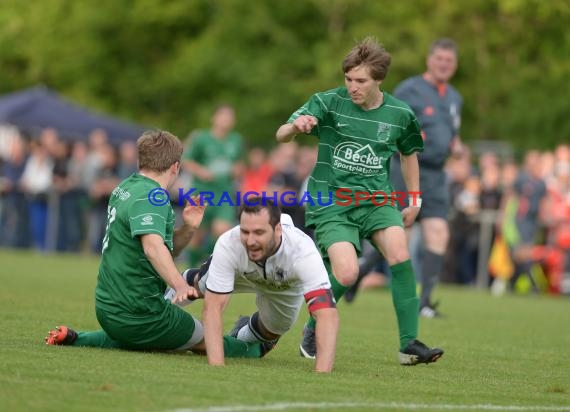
left=1, top=249, right=569, bottom=412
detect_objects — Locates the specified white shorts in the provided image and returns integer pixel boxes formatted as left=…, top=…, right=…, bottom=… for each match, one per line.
left=199, top=273, right=304, bottom=336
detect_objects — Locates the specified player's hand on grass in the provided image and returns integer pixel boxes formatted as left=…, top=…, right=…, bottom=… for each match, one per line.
left=293, top=115, right=318, bottom=134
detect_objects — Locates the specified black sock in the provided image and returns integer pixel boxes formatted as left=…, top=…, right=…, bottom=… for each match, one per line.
left=420, top=250, right=444, bottom=308
left=184, top=255, right=213, bottom=287
left=184, top=269, right=201, bottom=286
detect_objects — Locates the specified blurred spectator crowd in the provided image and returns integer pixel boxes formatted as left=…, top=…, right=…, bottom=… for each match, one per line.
left=443, top=143, right=570, bottom=295
left=0, top=124, right=568, bottom=296
left=0, top=126, right=137, bottom=254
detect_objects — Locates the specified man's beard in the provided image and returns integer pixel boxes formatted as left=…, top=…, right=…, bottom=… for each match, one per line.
left=251, top=236, right=278, bottom=263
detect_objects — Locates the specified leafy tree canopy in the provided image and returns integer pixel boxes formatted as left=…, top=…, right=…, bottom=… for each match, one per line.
left=0, top=0, right=568, bottom=150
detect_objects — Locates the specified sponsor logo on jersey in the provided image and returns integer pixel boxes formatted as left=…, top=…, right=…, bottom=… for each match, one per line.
left=141, top=214, right=154, bottom=225
left=332, top=142, right=384, bottom=175
left=112, top=186, right=131, bottom=201
left=377, top=122, right=391, bottom=141
left=275, top=268, right=286, bottom=281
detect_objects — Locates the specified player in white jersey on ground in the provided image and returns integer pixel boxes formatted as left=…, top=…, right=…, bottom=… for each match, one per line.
left=176, top=197, right=339, bottom=373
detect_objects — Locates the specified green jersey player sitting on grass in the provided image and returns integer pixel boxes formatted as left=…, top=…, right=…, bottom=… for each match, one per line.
left=45, top=130, right=264, bottom=359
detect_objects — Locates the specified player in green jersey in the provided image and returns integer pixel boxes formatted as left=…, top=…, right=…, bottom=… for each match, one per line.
left=184, top=104, right=244, bottom=266
left=45, top=131, right=263, bottom=359
left=276, top=37, right=443, bottom=365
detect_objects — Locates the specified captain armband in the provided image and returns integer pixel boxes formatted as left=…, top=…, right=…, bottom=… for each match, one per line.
left=304, top=288, right=336, bottom=313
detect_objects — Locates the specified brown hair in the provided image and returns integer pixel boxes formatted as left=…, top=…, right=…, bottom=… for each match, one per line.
left=342, top=37, right=391, bottom=81
left=137, top=130, right=183, bottom=173
left=238, top=197, right=281, bottom=228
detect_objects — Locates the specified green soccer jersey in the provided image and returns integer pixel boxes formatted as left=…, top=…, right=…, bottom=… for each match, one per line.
left=184, top=130, right=243, bottom=194
left=288, top=87, right=424, bottom=216
left=95, top=173, right=174, bottom=314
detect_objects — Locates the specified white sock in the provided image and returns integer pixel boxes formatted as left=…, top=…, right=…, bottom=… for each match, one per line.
left=236, top=324, right=259, bottom=343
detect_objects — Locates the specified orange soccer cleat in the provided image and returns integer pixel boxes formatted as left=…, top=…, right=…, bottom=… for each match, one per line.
left=45, top=326, right=78, bottom=346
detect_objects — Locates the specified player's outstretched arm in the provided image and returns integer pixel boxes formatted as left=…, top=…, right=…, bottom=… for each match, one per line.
left=299, top=250, right=338, bottom=372
left=141, top=233, right=199, bottom=303
left=276, top=116, right=318, bottom=143
left=203, top=290, right=230, bottom=366
left=312, top=307, right=338, bottom=373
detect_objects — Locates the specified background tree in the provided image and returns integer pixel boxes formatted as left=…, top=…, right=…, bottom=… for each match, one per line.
left=0, top=0, right=568, bottom=151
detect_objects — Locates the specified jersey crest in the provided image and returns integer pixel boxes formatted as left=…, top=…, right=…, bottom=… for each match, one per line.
left=377, top=122, right=391, bottom=142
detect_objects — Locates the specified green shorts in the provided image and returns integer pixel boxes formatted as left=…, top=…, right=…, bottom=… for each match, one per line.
left=308, top=204, right=403, bottom=258
left=95, top=302, right=201, bottom=351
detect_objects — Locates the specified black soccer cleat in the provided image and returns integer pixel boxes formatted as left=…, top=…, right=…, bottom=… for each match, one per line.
left=399, top=339, right=444, bottom=365
left=344, top=284, right=359, bottom=303
left=229, top=315, right=250, bottom=338
left=259, top=339, right=278, bottom=358
left=299, top=325, right=316, bottom=359
left=229, top=315, right=277, bottom=357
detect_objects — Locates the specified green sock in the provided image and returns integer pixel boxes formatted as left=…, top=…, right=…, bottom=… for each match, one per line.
left=223, top=335, right=262, bottom=358
left=306, top=257, right=348, bottom=330
left=306, top=315, right=317, bottom=330
left=74, top=330, right=123, bottom=348
left=75, top=331, right=262, bottom=356
left=390, top=260, right=419, bottom=350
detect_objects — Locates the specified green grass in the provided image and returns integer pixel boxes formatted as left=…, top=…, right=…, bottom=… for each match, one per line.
left=1, top=249, right=569, bottom=412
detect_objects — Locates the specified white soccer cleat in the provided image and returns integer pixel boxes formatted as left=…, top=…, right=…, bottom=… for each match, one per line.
left=164, top=287, right=194, bottom=307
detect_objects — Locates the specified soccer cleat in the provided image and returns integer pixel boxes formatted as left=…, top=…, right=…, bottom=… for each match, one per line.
left=299, top=325, right=316, bottom=359
left=164, top=287, right=197, bottom=307
left=229, top=315, right=277, bottom=358
left=45, top=326, right=78, bottom=346
left=343, top=284, right=359, bottom=303
left=229, top=315, right=250, bottom=338
left=259, top=339, right=278, bottom=358
left=399, top=339, right=444, bottom=365
left=164, top=269, right=205, bottom=307
left=420, top=301, right=444, bottom=319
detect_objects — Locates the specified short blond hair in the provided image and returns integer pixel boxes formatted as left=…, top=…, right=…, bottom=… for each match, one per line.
left=137, top=130, right=183, bottom=173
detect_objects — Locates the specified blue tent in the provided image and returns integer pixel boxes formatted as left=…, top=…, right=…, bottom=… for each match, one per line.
left=0, top=86, right=148, bottom=144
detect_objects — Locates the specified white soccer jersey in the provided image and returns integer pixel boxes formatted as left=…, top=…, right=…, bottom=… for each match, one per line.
left=205, top=214, right=331, bottom=297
